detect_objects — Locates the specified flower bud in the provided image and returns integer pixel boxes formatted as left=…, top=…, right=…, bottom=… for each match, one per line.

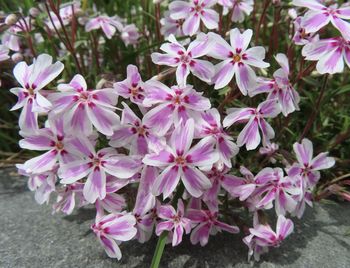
left=5, top=14, right=17, bottom=26
left=29, top=7, right=40, bottom=18
left=11, top=52, right=23, bottom=63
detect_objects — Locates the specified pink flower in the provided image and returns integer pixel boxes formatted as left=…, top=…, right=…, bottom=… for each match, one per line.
left=92, top=213, right=137, bottom=259
left=19, top=117, right=78, bottom=174
left=288, top=138, right=335, bottom=188
left=202, top=165, right=255, bottom=211
left=133, top=166, right=158, bottom=243
left=142, top=81, right=211, bottom=135
left=160, top=11, right=184, bottom=38
left=187, top=209, right=239, bottom=246
left=208, top=29, right=270, bottom=95
left=252, top=168, right=300, bottom=215
left=85, top=15, right=123, bottom=39
left=169, top=0, right=219, bottom=36
left=47, top=2, right=81, bottom=30
left=53, top=182, right=86, bottom=215
left=143, top=119, right=219, bottom=198
left=196, top=108, right=239, bottom=168
left=219, top=0, right=254, bottom=23
left=292, top=0, right=350, bottom=40
left=0, top=45, right=10, bottom=62
left=302, top=37, right=350, bottom=74
left=109, top=103, right=165, bottom=155
left=223, top=99, right=281, bottom=150
left=155, top=199, right=191, bottom=246
left=17, top=164, right=56, bottom=205
left=95, top=176, right=128, bottom=214
left=121, top=24, right=140, bottom=46
left=59, top=137, right=141, bottom=203
left=2, top=29, right=21, bottom=51
left=49, top=74, right=119, bottom=135
left=10, top=54, right=64, bottom=132
left=259, top=142, right=279, bottom=163
left=151, top=34, right=214, bottom=86
left=113, top=65, right=145, bottom=105
left=293, top=17, right=319, bottom=45
left=243, top=215, right=294, bottom=261
left=250, top=53, right=300, bottom=116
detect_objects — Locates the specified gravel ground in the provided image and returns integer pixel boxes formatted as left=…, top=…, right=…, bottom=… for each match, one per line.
left=1, top=167, right=349, bottom=268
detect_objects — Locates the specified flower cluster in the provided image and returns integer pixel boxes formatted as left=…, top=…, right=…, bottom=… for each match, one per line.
left=3, top=0, right=341, bottom=264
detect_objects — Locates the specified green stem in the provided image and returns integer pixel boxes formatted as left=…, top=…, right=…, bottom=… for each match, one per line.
left=150, top=232, right=168, bottom=268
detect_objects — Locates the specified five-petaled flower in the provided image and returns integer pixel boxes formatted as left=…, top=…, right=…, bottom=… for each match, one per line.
left=288, top=138, right=335, bottom=189
left=143, top=119, right=219, bottom=198
left=292, top=0, right=350, bottom=40
left=208, top=28, right=270, bottom=95
left=251, top=53, right=300, bottom=116
left=85, top=15, right=123, bottom=39
left=49, top=74, right=119, bottom=136
left=10, top=54, right=64, bottom=132
left=91, top=213, right=137, bottom=259
left=243, top=214, right=294, bottom=261
left=151, top=34, right=214, bottom=86
left=169, top=0, right=219, bottom=36
left=223, top=99, right=281, bottom=150
left=59, top=137, right=141, bottom=203
left=142, top=80, right=211, bottom=135
left=155, top=199, right=191, bottom=246
left=187, top=208, right=239, bottom=246
left=114, top=65, right=145, bottom=105
left=302, top=37, right=350, bottom=74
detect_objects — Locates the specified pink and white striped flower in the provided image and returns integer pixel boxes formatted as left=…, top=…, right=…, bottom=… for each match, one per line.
left=160, top=11, right=184, bottom=38
left=250, top=53, right=300, bottom=116
left=252, top=168, right=300, bottom=215
left=19, top=117, right=77, bottom=174
left=53, top=182, right=86, bottom=215
left=95, top=175, right=128, bottom=214
left=121, top=24, right=140, bottom=46
left=187, top=209, right=239, bottom=246
left=202, top=165, right=255, bottom=211
left=91, top=213, right=137, bottom=259
left=151, top=34, right=214, bottom=86
left=293, top=17, right=319, bottom=46
left=10, top=54, right=64, bottom=132
left=133, top=166, right=158, bottom=243
left=155, top=199, right=191, bottom=246
left=143, top=119, right=219, bottom=198
left=302, top=37, right=350, bottom=74
left=223, top=99, right=281, bottom=150
left=142, top=81, right=211, bottom=135
left=218, top=0, right=254, bottom=23
left=85, top=15, right=123, bottom=39
left=49, top=74, right=119, bottom=136
left=208, top=29, right=269, bottom=95
left=109, top=103, right=165, bottom=155
left=17, top=163, right=57, bottom=205
left=59, top=137, right=141, bottom=203
left=2, top=29, right=21, bottom=51
left=292, top=0, right=350, bottom=40
left=243, top=215, right=294, bottom=261
left=288, top=138, right=335, bottom=189
left=47, top=2, right=81, bottom=30
left=196, top=108, right=239, bottom=168
left=113, top=65, right=145, bottom=105
left=169, top=0, right=219, bottom=36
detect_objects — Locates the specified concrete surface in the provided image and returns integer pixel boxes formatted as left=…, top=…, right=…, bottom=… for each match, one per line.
left=0, top=167, right=349, bottom=268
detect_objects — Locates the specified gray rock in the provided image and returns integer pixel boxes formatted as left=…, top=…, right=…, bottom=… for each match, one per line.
left=0, top=167, right=349, bottom=268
